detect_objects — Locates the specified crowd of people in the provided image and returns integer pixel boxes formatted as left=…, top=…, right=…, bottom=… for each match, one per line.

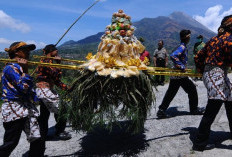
left=156, top=15, right=232, bottom=151
left=138, top=14, right=232, bottom=152
left=140, top=32, right=204, bottom=86
left=0, top=14, right=232, bottom=156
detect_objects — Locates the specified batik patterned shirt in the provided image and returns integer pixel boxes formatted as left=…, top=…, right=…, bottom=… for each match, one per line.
left=1, top=63, right=38, bottom=122
left=36, top=58, right=68, bottom=90
left=194, top=32, right=232, bottom=73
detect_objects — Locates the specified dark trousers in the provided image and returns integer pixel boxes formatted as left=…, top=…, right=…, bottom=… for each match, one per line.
left=38, top=101, right=67, bottom=151
left=0, top=118, right=44, bottom=157
left=155, top=58, right=166, bottom=83
left=158, top=77, right=198, bottom=112
left=194, top=65, right=201, bottom=80
left=194, top=99, right=232, bottom=148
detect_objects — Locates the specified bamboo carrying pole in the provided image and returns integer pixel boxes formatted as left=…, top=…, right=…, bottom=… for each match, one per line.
left=32, top=55, right=196, bottom=73
left=0, top=59, right=83, bottom=70
left=33, top=55, right=86, bottom=64
left=146, top=67, right=193, bottom=72
left=0, top=58, right=202, bottom=77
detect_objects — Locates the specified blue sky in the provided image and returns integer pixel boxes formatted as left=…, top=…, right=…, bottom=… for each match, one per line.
left=0, top=0, right=232, bottom=51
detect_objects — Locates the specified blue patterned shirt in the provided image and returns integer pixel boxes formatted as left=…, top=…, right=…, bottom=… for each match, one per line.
left=170, top=43, right=188, bottom=70
left=1, top=63, right=37, bottom=102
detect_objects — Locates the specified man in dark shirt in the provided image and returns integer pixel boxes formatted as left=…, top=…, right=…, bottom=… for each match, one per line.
left=36, top=44, right=71, bottom=152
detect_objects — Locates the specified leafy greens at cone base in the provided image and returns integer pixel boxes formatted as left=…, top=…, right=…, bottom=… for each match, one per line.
left=59, top=70, right=155, bottom=133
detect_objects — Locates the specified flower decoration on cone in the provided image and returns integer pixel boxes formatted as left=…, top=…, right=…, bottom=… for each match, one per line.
left=81, top=9, right=147, bottom=78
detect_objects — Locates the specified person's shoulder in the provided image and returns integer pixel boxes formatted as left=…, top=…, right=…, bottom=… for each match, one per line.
left=4, top=63, right=18, bottom=70
left=222, top=33, right=232, bottom=46
left=3, top=64, right=16, bottom=74
left=175, top=44, right=185, bottom=51
left=153, top=49, right=158, bottom=54
left=178, top=44, right=186, bottom=50
left=180, top=44, right=185, bottom=48
left=223, top=32, right=232, bottom=40
left=162, top=47, right=167, bottom=51
left=201, top=42, right=206, bottom=46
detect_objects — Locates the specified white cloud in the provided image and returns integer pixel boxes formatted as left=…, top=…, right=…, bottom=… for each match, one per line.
left=0, top=38, right=13, bottom=45
left=194, top=5, right=232, bottom=33
left=0, top=38, right=46, bottom=51
left=0, top=10, right=31, bottom=33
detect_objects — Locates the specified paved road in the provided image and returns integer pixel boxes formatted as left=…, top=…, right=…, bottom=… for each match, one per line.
left=0, top=76, right=232, bottom=157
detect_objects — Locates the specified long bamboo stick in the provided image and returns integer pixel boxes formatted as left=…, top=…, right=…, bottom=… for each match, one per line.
left=0, top=58, right=202, bottom=77
left=33, top=55, right=85, bottom=64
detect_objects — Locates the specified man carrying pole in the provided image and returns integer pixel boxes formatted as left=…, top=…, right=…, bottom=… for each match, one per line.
left=156, top=30, right=204, bottom=119
left=0, top=42, right=44, bottom=157
left=36, top=45, right=71, bottom=152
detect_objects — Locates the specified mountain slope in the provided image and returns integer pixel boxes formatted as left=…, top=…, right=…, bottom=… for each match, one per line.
left=169, top=11, right=211, bottom=32
left=59, top=11, right=216, bottom=64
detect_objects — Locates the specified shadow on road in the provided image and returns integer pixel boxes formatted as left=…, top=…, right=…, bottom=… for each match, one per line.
left=42, top=126, right=60, bottom=141
left=146, top=107, right=191, bottom=120
left=75, top=121, right=149, bottom=156
left=166, top=107, right=191, bottom=117
left=182, top=127, right=232, bottom=150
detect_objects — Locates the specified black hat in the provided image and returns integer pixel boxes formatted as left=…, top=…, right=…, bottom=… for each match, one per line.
left=5, top=41, right=36, bottom=53
left=196, top=35, right=203, bottom=39
left=43, top=44, right=57, bottom=54
left=180, top=29, right=191, bottom=39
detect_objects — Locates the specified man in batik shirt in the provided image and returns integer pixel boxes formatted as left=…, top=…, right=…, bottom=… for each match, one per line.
left=36, top=44, right=71, bottom=146
left=156, top=30, right=204, bottom=119
left=193, top=15, right=232, bottom=151
left=0, top=42, right=44, bottom=157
